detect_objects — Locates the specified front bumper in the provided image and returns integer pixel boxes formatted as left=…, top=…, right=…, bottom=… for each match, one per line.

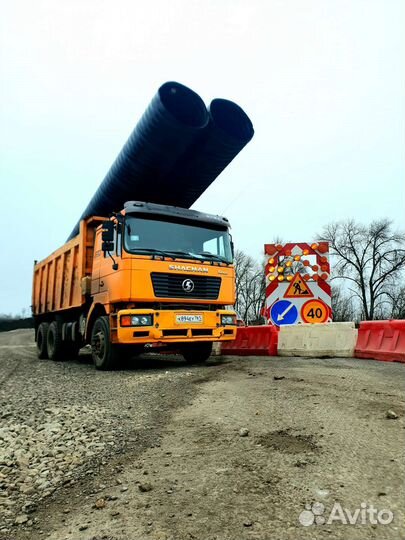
left=114, top=309, right=237, bottom=344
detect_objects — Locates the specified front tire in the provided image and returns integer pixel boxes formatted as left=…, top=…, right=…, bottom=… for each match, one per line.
left=91, top=316, right=118, bottom=370
left=181, top=342, right=213, bottom=364
left=37, top=322, right=49, bottom=359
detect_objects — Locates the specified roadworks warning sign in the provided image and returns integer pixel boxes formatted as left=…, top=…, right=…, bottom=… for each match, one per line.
left=284, top=273, right=314, bottom=298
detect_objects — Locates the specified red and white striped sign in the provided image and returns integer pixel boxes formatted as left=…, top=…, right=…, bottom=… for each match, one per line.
left=263, top=242, right=332, bottom=325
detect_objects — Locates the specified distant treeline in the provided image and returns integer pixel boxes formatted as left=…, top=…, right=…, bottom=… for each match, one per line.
left=0, top=316, right=34, bottom=332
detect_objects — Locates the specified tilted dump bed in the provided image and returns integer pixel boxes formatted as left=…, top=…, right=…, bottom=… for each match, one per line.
left=32, top=217, right=104, bottom=316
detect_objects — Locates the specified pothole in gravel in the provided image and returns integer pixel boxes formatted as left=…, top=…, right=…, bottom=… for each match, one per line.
left=192, top=424, right=223, bottom=445
left=256, top=430, right=319, bottom=454
left=88, top=536, right=123, bottom=540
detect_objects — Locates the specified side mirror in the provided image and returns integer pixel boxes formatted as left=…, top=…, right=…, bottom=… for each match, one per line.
left=102, top=221, right=114, bottom=241
left=101, top=221, right=114, bottom=252
left=230, top=240, right=235, bottom=258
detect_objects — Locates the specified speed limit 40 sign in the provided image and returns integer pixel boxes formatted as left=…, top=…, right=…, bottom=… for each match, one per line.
left=301, top=299, right=329, bottom=324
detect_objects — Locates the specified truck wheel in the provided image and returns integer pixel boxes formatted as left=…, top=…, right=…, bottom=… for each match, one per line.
left=181, top=342, right=213, bottom=364
left=91, top=316, right=118, bottom=370
left=47, top=321, right=64, bottom=361
left=37, top=322, right=49, bottom=359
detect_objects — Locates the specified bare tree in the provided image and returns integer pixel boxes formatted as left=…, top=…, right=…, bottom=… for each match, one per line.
left=331, top=284, right=357, bottom=322
left=383, top=282, right=405, bottom=319
left=234, top=250, right=266, bottom=324
left=319, top=219, right=405, bottom=320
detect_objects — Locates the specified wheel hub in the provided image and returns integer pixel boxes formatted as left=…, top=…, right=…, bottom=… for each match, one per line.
left=93, top=331, right=105, bottom=358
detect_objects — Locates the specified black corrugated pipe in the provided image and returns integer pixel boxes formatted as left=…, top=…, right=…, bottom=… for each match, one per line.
left=67, top=85, right=254, bottom=240
left=67, top=82, right=209, bottom=240
left=160, top=98, right=254, bottom=208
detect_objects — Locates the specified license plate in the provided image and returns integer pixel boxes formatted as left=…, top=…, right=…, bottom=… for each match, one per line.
left=176, top=314, right=203, bottom=324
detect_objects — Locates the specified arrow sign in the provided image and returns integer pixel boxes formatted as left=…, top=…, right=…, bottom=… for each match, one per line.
left=270, top=300, right=299, bottom=326
left=277, top=302, right=295, bottom=321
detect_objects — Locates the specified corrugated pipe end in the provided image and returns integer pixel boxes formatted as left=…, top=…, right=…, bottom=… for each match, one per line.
left=209, top=98, right=254, bottom=143
left=158, top=82, right=209, bottom=128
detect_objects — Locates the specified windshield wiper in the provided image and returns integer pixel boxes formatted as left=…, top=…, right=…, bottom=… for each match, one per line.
left=130, top=248, right=168, bottom=258
left=129, top=248, right=201, bottom=261
left=129, top=248, right=228, bottom=263
left=162, top=250, right=202, bottom=260
left=164, top=250, right=228, bottom=263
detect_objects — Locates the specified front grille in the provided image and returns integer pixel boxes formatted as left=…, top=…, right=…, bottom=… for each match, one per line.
left=151, top=273, right=221, bottom=300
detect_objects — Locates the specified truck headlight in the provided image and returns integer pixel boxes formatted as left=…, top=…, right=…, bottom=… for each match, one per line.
left=221, top=315, right=236, bottom=325
left=121, top=315, right=153, bottom=327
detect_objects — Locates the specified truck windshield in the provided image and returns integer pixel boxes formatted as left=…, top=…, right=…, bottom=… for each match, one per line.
left=124, top=215, right=233, bottom=263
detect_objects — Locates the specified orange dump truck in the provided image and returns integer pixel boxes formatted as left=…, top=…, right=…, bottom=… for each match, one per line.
left=32, top=201, right=237, bottom=369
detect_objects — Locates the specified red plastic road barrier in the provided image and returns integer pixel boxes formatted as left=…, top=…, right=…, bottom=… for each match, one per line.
left=355, top=320, right=405, bottom=363
left=221, top=325, right=278, bottom=356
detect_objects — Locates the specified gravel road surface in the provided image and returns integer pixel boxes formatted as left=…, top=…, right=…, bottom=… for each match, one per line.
left=0, top=329, right=404, bottom=540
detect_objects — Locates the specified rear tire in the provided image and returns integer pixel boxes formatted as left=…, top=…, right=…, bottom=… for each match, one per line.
left=181, top=342, right=213, bottom=364
left=37, top=322, right=49, bottom=359
left=91, top=316, right=119, bottom=370
left=47, top=321, right=64, bottom=361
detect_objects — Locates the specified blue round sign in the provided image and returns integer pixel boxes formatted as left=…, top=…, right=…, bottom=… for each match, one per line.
left=270, top=300, right=298, bottom=326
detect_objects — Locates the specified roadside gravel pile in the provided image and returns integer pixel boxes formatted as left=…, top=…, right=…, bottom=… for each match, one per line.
left=0, top=404, right=116, bottom=528
left=0, top=331, right=200, bottom=537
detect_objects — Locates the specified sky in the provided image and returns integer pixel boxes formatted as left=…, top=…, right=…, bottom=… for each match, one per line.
left=0, top=0, right=404, bottom=315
